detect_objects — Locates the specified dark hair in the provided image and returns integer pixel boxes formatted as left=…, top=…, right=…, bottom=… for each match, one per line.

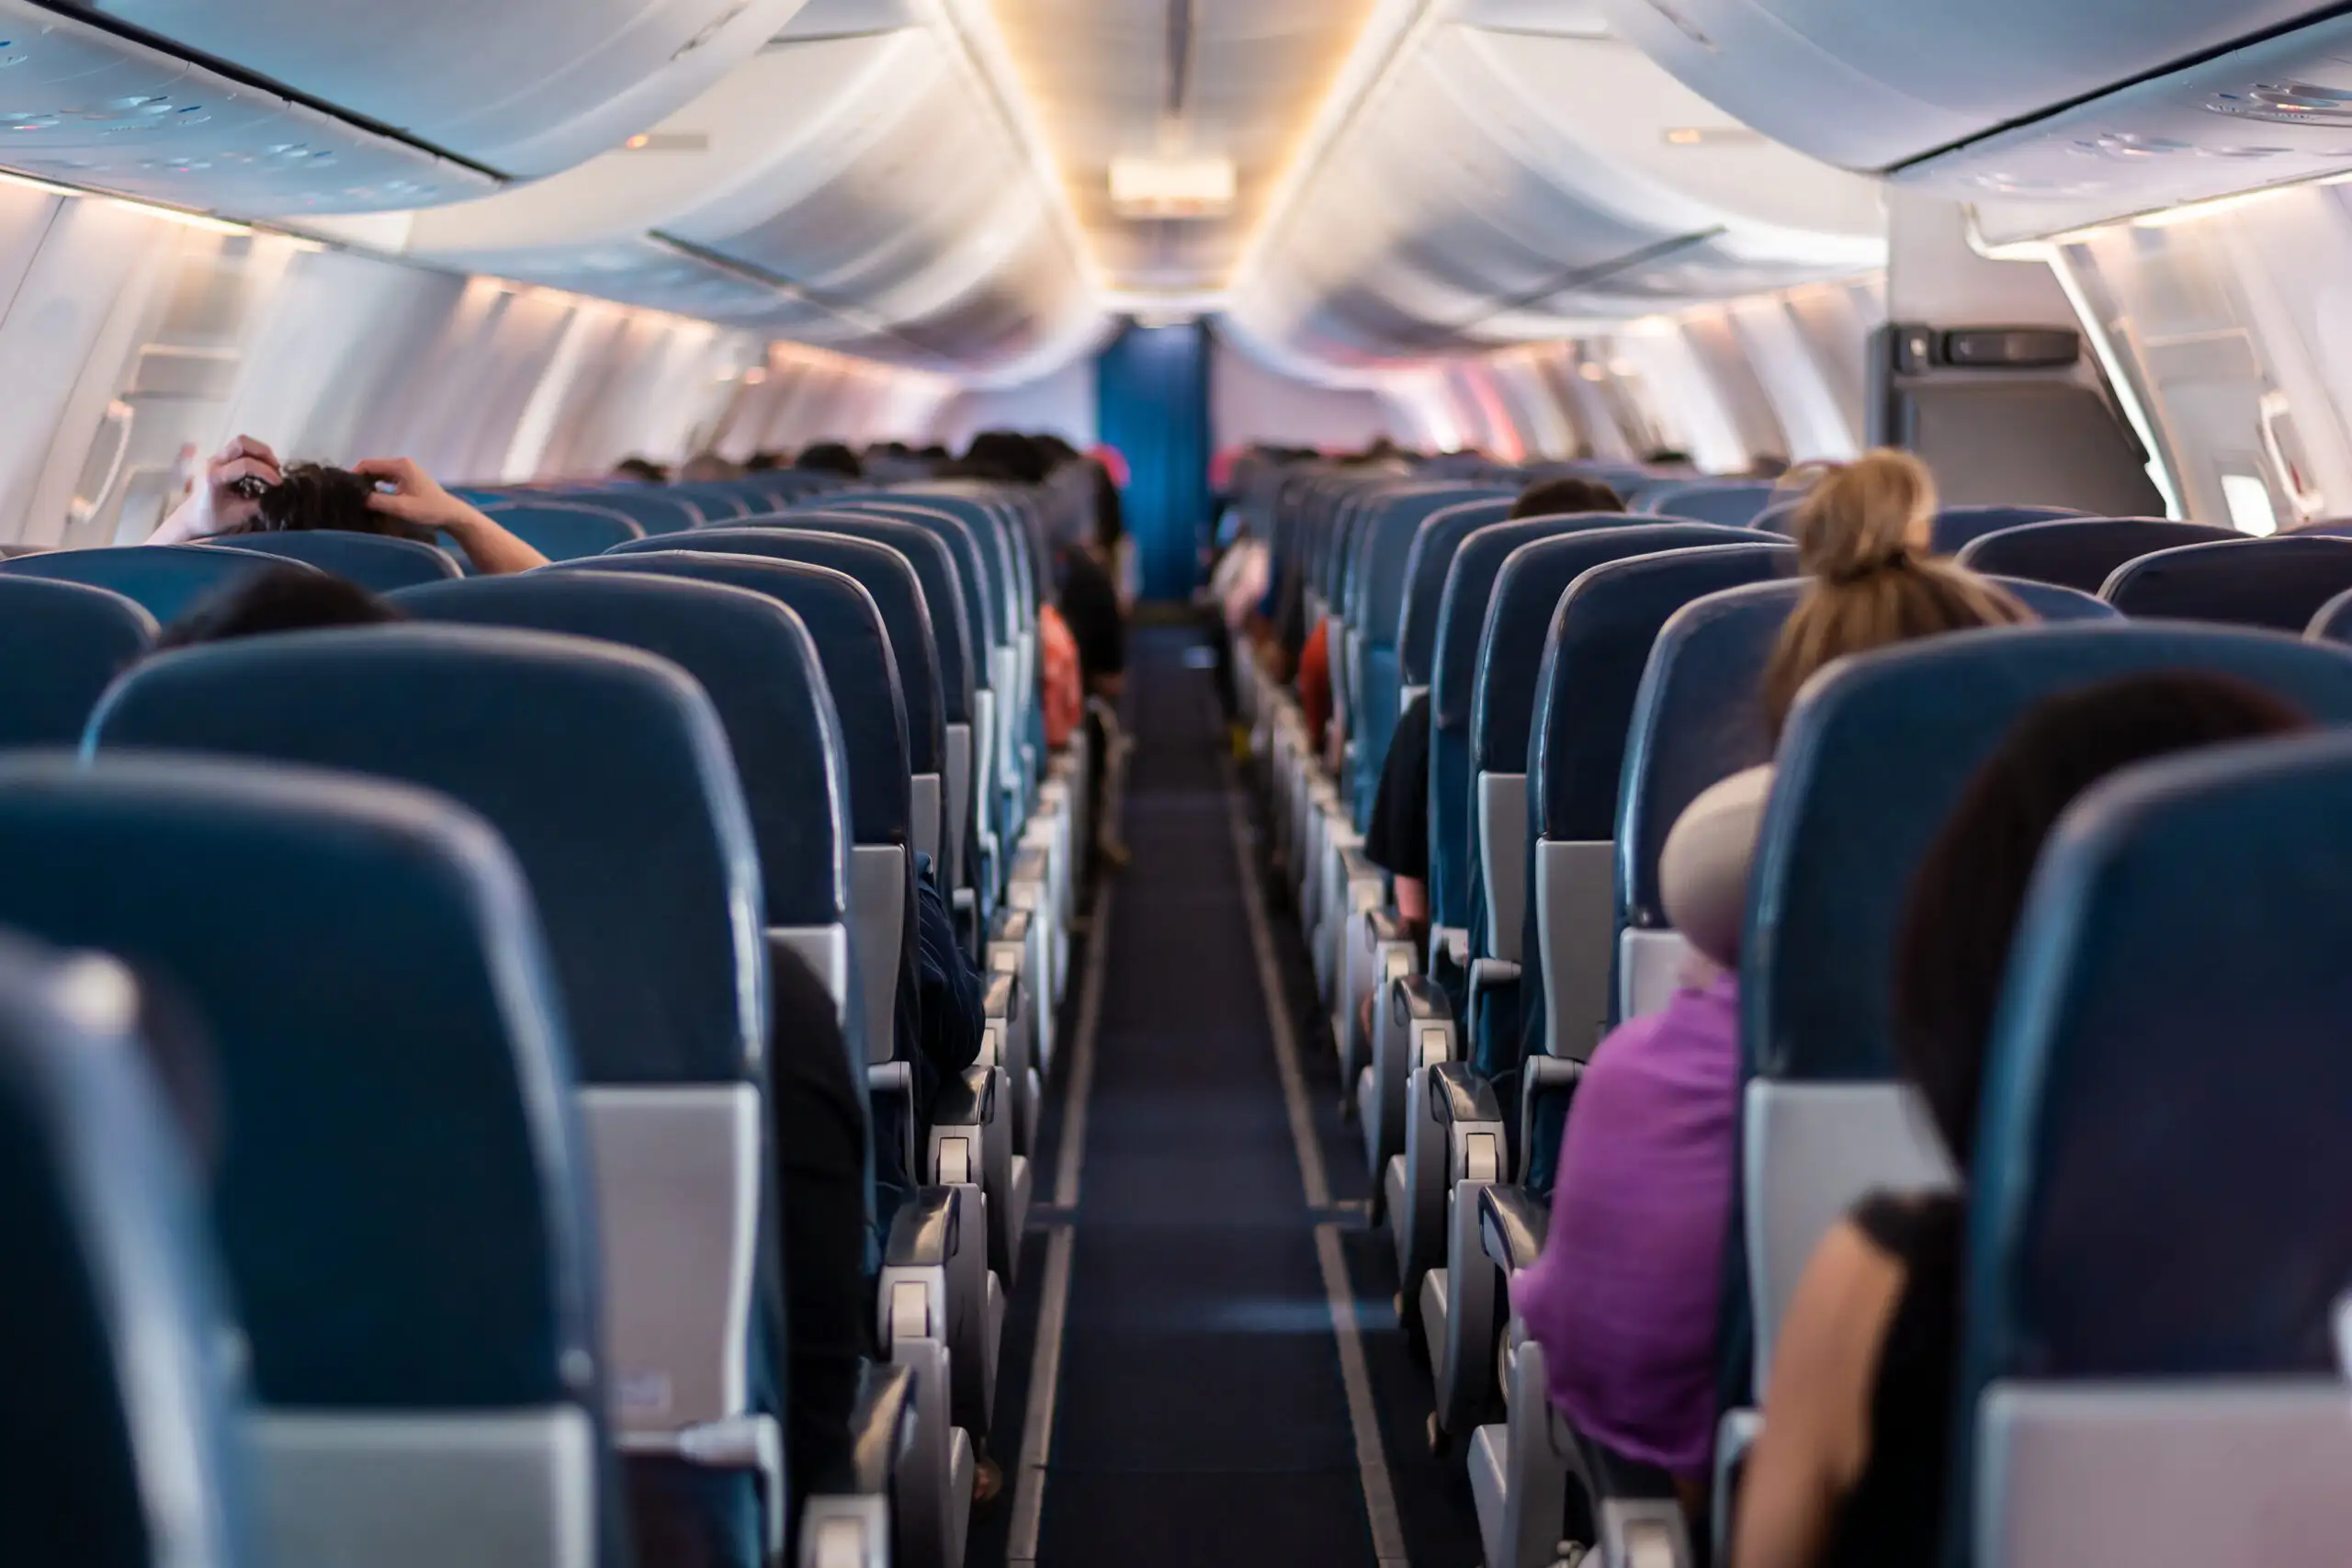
left=794, top=441, right=864, bottom=479
left=251, top=463, right=435, bottom=546
left=1510, top=476, right=1624, bottom=519
left=1091, top=458, right=1125, bottom=547
left=743, top=451, right=782, bottom=472
left=1033, top=433, right=1080, bottom=468
left=611, top=457, right=670, bottom=484
left=1894, top=672, right=2309, bottom=1171
left=153, top=563, right=403, bottom=651
left=965, top=431, right=1048, bottom=485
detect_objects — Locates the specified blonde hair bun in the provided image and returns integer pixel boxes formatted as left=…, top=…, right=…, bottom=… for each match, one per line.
left=1791, top=450, right=1936, bottom=583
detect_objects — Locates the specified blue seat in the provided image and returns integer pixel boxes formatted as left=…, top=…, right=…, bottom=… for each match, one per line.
left=85, top=631, right=772, bottom=1566
left=1635, top=480, right=1781, bottom=526
left=566, top=553, right=911, bottom=1071
left=1957, top=733, right=2352, bottom=1567
left=610, top=531, right=947, bottom=866
left=561, top=488, right=699, bottom=536
left=0, top=544, right=311, bottom=623
left=0, top=752, right=620, bottom=1568
left=477, top=502, right=644, bottom=560
left=2100, top=535, right=2352, bottom=630
left=0, top=577, right=153, bottom=746
left=1954, top=516, right=2238, bottom=593
left=203, top=530, right=462, bottom=591
left=668, top=482, right=755, bottom=523
left=0, top=922, right=256, bottom=1568
left=1344, top=488, right=1513, bottom=821
left=1739, top=623, right=2352, bottom=1415
left=1398, top=501, right=1517, bottom=695
left=1932, top=503, right=2085, bottom=555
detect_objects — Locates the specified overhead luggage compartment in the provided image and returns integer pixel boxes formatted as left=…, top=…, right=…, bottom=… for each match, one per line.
left=50, top=0, right=811, bottom=176
left=0, top=2, right=496, bottom=212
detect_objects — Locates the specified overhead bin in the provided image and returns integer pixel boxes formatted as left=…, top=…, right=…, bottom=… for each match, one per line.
left=0, top=2, right=494, bottom=212
left=53, top=0, right=811, bottom=177
left=1596, top=0, right=2327, bottom=172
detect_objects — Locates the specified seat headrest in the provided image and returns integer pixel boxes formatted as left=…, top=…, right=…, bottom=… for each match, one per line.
left=0, top=544, right=308, bottom=622
left=1634, top=481, right=1782, bottom=526
left=1345, top=486, right=1510, bottom=630
left=0, top=924, right=254, bottom=1564
left=0, top=577, right=153, bottom=748
left=0, top=753, right=597, bottom=1412
left=854, top=488, right=1029, bottom=629
left=1621, top=580, right=1804, bottom=930
left=1931, top=504, right=2086, bottom=555
left=476, top=502, right=643, bottom=560
left=1432, top=516, right=1645, bottom=732
left=1396, top=501, right=1514, bottom=687
left=616, top=529, right=946, bottom=774
left=89, top=625, right=765, bottom=1089
left=1473, top=525, right=1778, bottom=775
left=568, top=552, right=911, bottom=846
left=204, top=529, right=462, bottom=592
left=1531, top=544, right=1796, bottom=843
left=391, top=571, right=850, bottom=927
left=763, top=512, right=977, bottom=724
left=816, top=498, right=1001, bottom=650
left=559, top=487, right=697, bottom=536
left=1661, top=764, right=1772, bottom=968
left=1965, top=731, right=2352, bottom=1394
left=2101, top=535, right=2352, bottom=631
left=1991, top=576, right=2119, bottom=622
left=1753, top=622, right=2352, bottom=1081
left=1955, top=517, right=2241, bottom=594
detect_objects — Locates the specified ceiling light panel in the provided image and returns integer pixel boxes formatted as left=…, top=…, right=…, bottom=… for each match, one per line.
left=0, top=4, right=493, bottom=212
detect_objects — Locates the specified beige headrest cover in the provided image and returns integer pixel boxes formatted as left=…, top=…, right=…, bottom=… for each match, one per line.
left=1660, top=764, right=1773, bottom=970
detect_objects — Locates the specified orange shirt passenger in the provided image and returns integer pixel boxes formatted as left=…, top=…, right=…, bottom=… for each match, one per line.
left=1298, top=618, right=1333, bottom=750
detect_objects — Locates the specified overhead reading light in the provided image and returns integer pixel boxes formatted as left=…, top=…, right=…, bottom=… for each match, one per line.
left=622, top=131, right=711, bottom=153
left=1110, top=155, right=1236, bottom=220
left=1660, top=126, right=1764, bottom=148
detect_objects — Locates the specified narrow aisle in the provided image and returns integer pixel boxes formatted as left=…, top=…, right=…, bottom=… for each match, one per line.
left=1032, top=625, right=1385, bottom=1566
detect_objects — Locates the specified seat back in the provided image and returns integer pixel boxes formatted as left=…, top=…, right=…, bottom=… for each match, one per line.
left=0, top=753, right=614, bottom=1568
left=390, top=572, right=854, bottom=1010
left=1932, top=503, right=2084, bottom=555
left=0, top=925, right=256, bottom=1568
left=1430, top=515, right=1636, bottom=935
left=1469, top=525, right=1772, bottom=982
left=1396, top=499, right=1517, bottom=694
left=1634, top=481, right=1781, bottom=526
left=663, top=481, right=753, bottom=523
left=477, top=502, right=644, bottom=561
left=1959, top=734, right=2352, bottom=1568
left=0, top=577, right=153, bottom=746
left=1955, top=516, right=2239, bottom=593
left=610, top=529, right=947, bottom=866
left=1742, top=623, right=2352, bottom=1393
left=1519, top=547, right=1796, bottom=1080
left=0, top=545, right=308, bottom=622
left=560, top=489, right=698, bottom=536
left=568, top=553, right=910, bottom=1067
left=2101, top=535, right=2352, bottom=630
left=204, top=530, right=463, bottom=591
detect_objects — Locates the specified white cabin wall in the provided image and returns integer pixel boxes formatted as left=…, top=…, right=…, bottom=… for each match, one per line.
left=1209, top=335, right=1394, bottom=453
left=928, top=355, right=1098, bottom=452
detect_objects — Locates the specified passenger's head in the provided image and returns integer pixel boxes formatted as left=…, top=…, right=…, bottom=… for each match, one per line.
left=1660, top=763, right=1772, bottom=972
left=1510, top=476, right=1624, bottom=519
left=153, top=564, right=402, bottom=651
left=252, top=463, right=433, bottom=546
left=794, top=441, right=864, bottom=479
left=678, top=451, right=743, bottom=483
left=610, top=457, right=669, bottom=484
left=1761, top=450, right=2031, bottom=736
left=966, top=431, right=1049, bottom=485
left=743, top=451, right=783, bottom=472
left=1747, top=453, right=1791, bottom=479
left=1894, top=673, right=2308, bottom=1172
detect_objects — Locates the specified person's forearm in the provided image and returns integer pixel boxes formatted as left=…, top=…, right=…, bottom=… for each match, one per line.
left=445, top=506, right=548, bottom=574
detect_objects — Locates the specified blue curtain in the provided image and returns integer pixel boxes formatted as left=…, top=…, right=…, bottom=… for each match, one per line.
left=1095, top=320, right=1209, bottom=602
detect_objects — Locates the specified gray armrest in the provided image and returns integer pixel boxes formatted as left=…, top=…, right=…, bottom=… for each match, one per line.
left=988, top=906, right=1032, bottom=946
left=981, top=971, right=1019, bottom=1021
left=842, top=1362, right=915, bottom=1495
left=931, top=1066, right=995, bottom=1128
left=1010, top=843, right=1049, bottom=886
left=1569, top=1427, right=1694, bottom=1568
left=1517, top=1055, right=1584, bottom=1187
left=1365, top=908, right=1417, bottom=948
left=883, top=1187, right=959, bottom=1272
left=1391, top=973, right=1453, bottom=1027
left=1429, top=1062, right=1502, bottom=1127
left=1713, top=1406, right=1762, bottom=1566
left=1480, top=1186, right=1550, bottom=1276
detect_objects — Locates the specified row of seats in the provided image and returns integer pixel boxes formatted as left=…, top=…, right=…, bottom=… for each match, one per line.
left=0, top=464, right=1083, bottom=1568
left=1235, top=455, right=2352, bottom=1568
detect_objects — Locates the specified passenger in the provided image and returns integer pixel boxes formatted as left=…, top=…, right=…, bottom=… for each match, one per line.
left=1040, top=598, right=1083, bottom=751
left=153, top=563, right=402, bottom=651
left=149, top=437, right=550, bottom=575
left=609, top=456, right=670, bottom=484
left=677, top=450, right=743, bottom=482
left=1362, top=475, right=1623, bottom=939
left=1297, top=617, right=1333, bottom=759
left=743, top=451, right=783, bottom=472
left=1733, top=672, right=2308, bottom=1568
left=794, top=441, right=864, bottom=479
left=1510, top=448, right=2031, bottom=1519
